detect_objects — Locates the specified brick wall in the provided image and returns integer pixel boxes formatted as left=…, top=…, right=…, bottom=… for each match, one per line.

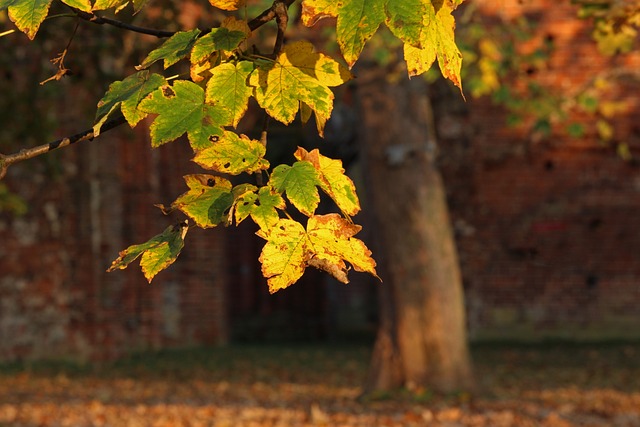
left=438, top=0, right=640, bottom=341
left=0, top=120, right=228, bottom=362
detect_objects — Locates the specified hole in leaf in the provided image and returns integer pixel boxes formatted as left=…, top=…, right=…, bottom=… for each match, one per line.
left=161, top=86, right=175, bottom=98
left=223, top=162, right=231, bottom=168
left=209, top=135, right=220, bottom=143
left=207, top=178, right=215, bottom=187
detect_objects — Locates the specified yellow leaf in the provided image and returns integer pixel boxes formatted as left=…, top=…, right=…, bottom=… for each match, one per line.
left=249, top=41, right=351, bottom=132
left=596, top=119, right=614, bottom=142
left=294, top=147, right=360, bottom=217
left=402, top=0, right=462, bottom=90
left=221, top=16, right=251, bottom=38
left=306, top=214, right=377, bottom=277
left=257, top=214, right=377, bottom=293
left=258, top=219, right=308, bottom=293
left=209, top=0, right=244, bottom=11
left=301, top=0, right=338, bottom=27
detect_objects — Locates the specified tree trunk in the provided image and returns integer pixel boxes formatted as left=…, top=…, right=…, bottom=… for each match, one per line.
left=356, top=66, right=474, bottom=394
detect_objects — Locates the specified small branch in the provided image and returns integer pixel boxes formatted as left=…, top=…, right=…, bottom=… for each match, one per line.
left=0, top=116, right=127, bottom=180
left=71, top=8, right=177, bottom=38
left=272, top=0, right=289, bottom=56
left=249, top=0, right=296, bottom=31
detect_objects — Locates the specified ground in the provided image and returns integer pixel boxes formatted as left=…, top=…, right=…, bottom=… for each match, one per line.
left=0, top=343, right=639, bottom=426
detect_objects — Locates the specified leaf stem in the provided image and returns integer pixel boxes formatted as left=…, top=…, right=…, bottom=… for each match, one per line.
left=0, top=116, right=127, bottom=180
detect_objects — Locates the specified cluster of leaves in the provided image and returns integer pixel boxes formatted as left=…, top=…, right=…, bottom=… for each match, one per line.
left=575, top=0, right=640, bottom=55
left=450, top=4, right=637, bottom=156
left=1, top=0, right=465, bottom=291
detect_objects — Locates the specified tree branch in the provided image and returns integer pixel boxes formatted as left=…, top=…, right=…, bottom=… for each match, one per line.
left=1, top=0, right=298, bottom=180
left=71, top=8, right=177, bottom=38
left=71, top=0, right=297, bottom=39
left=0, top=116, right=127, bottom=180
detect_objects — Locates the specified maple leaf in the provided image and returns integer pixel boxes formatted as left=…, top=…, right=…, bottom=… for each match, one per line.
left=94, top=71, right=166, bottom=134
left=301, top=0, right=386, bottom=67
left=206, top=61, right=254, bottom=127
left=301, top=0, right=463, bottom=88
left=168, top=175, right=234, bottom=229
left=192, top=130, right=269, bottom=175
left=138, top=80, right=231, bottom=151
left=137, top=29, right=201, bottom=70
left=294, top=147, right=360, bottom=217
left=107, top=221, right=188, bottom=283
left=337, top=0, right=387, bottom=68
left=191, top=28, right=246, bottom=64
left=257, top=214, right=377, bottom=293
left=249, top=41, right=351, bottom=134
left=233, top=184, right=285, bottom=231
left=269, top=161, right=322, bottom=217
left=402, top=0, right=463, bottom=89
left=5, top=0, right=52, bottom=39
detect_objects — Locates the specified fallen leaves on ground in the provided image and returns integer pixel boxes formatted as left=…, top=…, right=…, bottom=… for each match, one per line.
left=0, top=344, right=639, bottom=426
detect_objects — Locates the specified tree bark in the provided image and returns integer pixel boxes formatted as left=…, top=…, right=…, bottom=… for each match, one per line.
left=357, top=66, right=474, bottom=394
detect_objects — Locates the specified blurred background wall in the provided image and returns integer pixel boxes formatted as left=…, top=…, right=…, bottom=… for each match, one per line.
left=1, top=0, right=640, bottom=362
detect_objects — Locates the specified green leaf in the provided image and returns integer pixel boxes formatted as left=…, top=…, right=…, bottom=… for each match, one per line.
left=191, top=28, right=246, bottom=63
left=269, top=160, right=321, bottom=217
left=138, top=80, right=231, bottom=151
left=94, top=71, right=166, bottom=134
left=249, top=41, right=351, bottom=134
left=7, top=0, right=53, bottom=39
left=233, top=185, right=285, bottom=231
left=170, top=175, right=234, bottom=228
left=192, top=130, right=269, bottom=175
left=385, top=0, right=425, bottom=47
left=336, top=0, right=387, bottom=67
left=138, top=29, right=201, bottom=69
left=206, top=61, right=254, bottom=127
left=294, top=147, right=360, bottom=217
left=0, top=0, right=18, bottom=9
left=107, top=222, right=189, bottom=283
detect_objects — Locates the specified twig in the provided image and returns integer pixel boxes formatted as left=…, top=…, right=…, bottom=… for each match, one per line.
left=0, top=116, right=127, bottom=180
left=40, top=20, right=80, bottom=85
left=272, top=0, right=289, bottom=56
left=249, top=0, right=296, bottom=31
left=256, top=114, right=271, bottom=186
